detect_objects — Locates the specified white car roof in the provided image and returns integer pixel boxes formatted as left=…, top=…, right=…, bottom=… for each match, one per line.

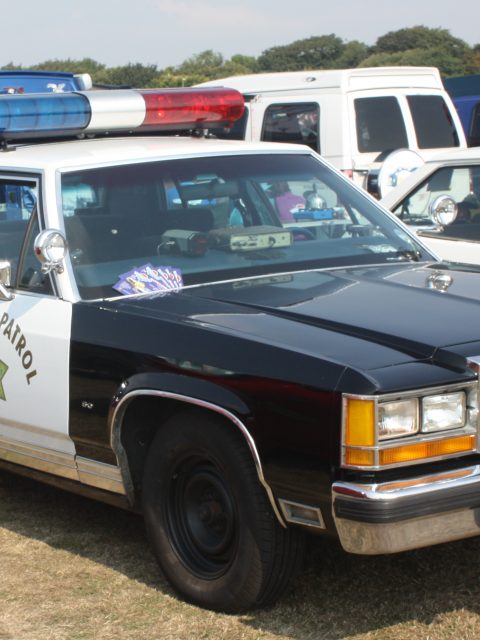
left=198, top=66, right=444, bottom=94
left=0, top=136, right=311, bottom=173
left=418, top=146, right=480, bottom=165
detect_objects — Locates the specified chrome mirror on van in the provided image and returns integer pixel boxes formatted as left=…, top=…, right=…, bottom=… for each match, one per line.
left=429, top=195, right=458, bottom=226
left=34, top=230, right=68, bottom=274
left=0, top=261, right=14, bottom=301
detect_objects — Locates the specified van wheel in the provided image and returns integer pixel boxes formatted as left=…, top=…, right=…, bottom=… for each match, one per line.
left=142, top=409, right=304, bottom=612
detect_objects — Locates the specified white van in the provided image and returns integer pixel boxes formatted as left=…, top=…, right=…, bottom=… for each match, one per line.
left=199, top=67, right=467, bottom=196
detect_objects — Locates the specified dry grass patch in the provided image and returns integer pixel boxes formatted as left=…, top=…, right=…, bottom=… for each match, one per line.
left=1, top=470, right=480, bottom=639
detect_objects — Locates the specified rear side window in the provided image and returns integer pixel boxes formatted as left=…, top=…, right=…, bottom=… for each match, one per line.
left=407, top=95, right=459, bottom=148
left=262, top=103, right=320, bottom=152
left=354, top=97, right=408, bottom=153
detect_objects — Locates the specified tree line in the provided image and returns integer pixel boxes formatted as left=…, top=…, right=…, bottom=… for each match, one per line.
left=3, top=26, right=480, bottom=88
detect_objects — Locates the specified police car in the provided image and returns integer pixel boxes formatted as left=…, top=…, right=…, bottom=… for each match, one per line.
left=2, top=88, right=480, bottom=613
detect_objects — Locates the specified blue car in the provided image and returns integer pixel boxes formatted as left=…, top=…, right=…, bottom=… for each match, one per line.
left=0, top=70, right=92, bottom=95
left=444, top=75, right=480, bottom=147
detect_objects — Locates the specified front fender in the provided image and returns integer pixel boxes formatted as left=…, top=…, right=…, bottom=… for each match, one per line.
left=108, top=371, right=286, bottom=525
left=111, top=371, right=251, bottom=419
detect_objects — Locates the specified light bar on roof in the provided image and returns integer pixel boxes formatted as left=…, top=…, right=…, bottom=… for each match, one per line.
left=0, top=87, right=244, bottom=142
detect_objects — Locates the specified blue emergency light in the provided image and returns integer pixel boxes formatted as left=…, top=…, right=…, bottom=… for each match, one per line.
left=0, top=94, right=90, bottom=135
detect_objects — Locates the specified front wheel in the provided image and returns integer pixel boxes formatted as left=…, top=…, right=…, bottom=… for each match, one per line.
left=142, top=409, right=304, bottom=612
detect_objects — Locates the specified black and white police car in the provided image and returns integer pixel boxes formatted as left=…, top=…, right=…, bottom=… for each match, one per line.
left=2, top=87, right=480, bottom=612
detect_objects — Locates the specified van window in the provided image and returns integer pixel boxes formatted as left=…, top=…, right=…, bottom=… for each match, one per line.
left=407, top=95, right=459, bottom=149
left=262, top=103, right=319, bottom=152
left=354, top=97, right=408, bottom=153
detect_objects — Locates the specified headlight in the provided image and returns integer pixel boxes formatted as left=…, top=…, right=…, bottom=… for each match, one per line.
left=342, top=382, right=479, bottom=469
left=378, top=399, right=419, bottom=440
left=377, top=392, right=468, bottom=440
left=422, top=392, right=465, bottom=432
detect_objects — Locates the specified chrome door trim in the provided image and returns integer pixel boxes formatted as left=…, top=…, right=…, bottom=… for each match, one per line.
left=76, top=456, right=127, bottom=494
left=0, top=435, right=77, bottom=480
left=0, top=435, right=126, bottom=495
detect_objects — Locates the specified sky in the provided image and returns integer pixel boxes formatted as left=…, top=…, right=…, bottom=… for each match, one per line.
left=3, top=0, right=479, bottom=69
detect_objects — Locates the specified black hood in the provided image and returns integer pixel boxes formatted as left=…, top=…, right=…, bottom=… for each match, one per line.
left=193, top=264, right=480, bottom=353
left=96, top=263, right=480, bottom=393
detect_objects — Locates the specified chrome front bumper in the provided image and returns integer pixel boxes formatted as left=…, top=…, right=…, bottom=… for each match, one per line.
left=332, top=465, right=480, bottom=554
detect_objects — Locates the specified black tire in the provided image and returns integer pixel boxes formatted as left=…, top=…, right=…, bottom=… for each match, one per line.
left=142, top=409, right=305, bottom=612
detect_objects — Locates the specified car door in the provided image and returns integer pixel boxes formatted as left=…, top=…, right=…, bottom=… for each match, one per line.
left=0, top=175, right=77, bottom=480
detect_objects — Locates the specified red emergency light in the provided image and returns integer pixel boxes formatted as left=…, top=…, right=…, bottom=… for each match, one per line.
left=140, top=88, right=244, bottom=128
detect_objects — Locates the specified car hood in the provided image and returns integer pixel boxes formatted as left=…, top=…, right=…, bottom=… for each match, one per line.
left=100, top=262, right=480, bottom=392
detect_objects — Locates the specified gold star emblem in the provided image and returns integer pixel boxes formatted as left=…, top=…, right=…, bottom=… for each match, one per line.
left=0, top=360, right=8, bottom=401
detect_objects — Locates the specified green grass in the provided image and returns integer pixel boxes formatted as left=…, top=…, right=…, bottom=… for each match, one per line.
left=1, top=470, right=480, bottom=639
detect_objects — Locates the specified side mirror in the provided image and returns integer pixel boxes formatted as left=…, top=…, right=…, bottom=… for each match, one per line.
left=429, top=195, right=458, bottom=226
left=34, top=229, right=68, bottom=275
left=0, top=260, right=14, bottom=301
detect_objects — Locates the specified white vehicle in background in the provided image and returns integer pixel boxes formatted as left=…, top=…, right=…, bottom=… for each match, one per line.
left=199, top=66, right=466, bottom=196
left=380, top=146, right=480, bottom=264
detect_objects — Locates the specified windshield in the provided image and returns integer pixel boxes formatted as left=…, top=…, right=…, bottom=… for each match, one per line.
left=60, top=153, right=431, bottom=299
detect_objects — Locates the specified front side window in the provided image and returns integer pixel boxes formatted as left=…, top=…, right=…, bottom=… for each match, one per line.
left=407, top=95, right=460, bottom=149
left=262, top=103, right=320, bottom=152
left=17, top=213, right=54, bottom=294
left=354, top=97, right=408, bottom=153
left=60, top=154, right=429, bottom=300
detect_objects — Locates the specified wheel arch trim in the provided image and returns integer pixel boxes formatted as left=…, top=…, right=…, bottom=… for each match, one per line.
left=109, top=388, right=287, bottom=527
